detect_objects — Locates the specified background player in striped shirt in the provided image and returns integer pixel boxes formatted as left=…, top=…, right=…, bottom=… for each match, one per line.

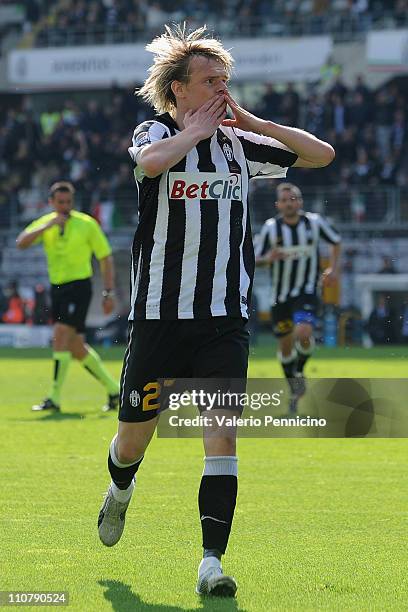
left=97, top=24, right=335, bottom=597
left=255, top=182, right=341, bottom=412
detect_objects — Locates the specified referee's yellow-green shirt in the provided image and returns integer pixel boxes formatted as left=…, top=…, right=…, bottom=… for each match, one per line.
left=24, top=211, right=112, bottom=285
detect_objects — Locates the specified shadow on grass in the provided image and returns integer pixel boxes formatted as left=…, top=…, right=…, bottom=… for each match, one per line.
left=99, top=580, right=246, bottom=612
left=9, top=412, right=85, bottom=422
left=38, top=411, right=86, bottom=421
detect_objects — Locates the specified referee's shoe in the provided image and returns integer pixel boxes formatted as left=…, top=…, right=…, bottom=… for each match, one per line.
left=102, top=393, right=120, bottom=412
left=32, top=398, right=60, bottom=412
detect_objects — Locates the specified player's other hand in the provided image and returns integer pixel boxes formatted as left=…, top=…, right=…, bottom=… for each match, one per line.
left=222, top=93, right=264, bottom=133
left=102, top=296, right=115, bottom=315
left=183, top=94, right=227, bottom=140
left=321, top=267, right=337, bottom=286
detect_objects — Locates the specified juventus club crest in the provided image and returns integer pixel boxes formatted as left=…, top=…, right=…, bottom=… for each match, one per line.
left=222, top=143, right=234, bottom=162
left=129, top=390, right=141, bottom=407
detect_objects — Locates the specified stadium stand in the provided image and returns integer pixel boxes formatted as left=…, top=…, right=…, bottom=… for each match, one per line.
left=1, top=74, right=407, bottom=230
left=1, top=1, right=408, bottom=341
left=4, top=0, right=408, bottom=48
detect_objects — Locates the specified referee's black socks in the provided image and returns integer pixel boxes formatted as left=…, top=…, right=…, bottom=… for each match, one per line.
left=108, top=435, right=144, bottom=502
left=199, top=456, right=238, bottom=557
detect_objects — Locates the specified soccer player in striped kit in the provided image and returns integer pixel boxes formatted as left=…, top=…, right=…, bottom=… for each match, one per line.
left=256, top=182, right=341, bottom=413
left=97, top=24, right=335, bottom=596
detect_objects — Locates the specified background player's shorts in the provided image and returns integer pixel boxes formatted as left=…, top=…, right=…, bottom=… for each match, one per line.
left=271, top=293, right=319, bottom=337
left=51, top=278, right=92, bottom=333
left=119, top=317, right=249, bottom=423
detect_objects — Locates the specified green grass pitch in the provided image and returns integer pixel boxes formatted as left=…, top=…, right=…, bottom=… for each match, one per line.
left=0, top=342, right=407, bottom=611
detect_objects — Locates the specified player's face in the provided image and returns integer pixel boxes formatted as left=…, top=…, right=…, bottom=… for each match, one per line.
left=50, top=191, right=74, bottom=216
left=182, top=56, right=229, bottom=112
left=276, top=190, right=303, bottom=219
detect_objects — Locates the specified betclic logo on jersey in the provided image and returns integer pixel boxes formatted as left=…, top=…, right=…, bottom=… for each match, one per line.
left=168, top=172, right=242, bottom=201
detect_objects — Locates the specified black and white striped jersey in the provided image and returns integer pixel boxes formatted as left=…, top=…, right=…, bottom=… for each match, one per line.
left=127, top=112, right=298, bottom=320
left=255, top=212, right=341, bottom=305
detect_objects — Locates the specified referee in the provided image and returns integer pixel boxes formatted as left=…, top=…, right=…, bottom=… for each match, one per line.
left=16, top=181, right=120, bottom=413
left=255, top=182, right=341, bottom=412
left=97, top=24, right=335, bottom=597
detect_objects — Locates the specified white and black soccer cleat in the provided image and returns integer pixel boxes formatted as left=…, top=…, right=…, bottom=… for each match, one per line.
left=32, top=398, right=60, bottom=412
left=102, top=393, right=120, bottom=412
left=98, top=485, right=130, bottom=547
left=196, top=557, right=237, bottom=598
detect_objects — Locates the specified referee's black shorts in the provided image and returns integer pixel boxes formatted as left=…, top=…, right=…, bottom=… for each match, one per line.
left=51, top=278, right=92, bottom=334
left=119, top=317, right=249, bottom=423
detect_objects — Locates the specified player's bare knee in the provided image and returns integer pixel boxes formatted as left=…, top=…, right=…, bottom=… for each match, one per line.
left=296, top=325, right=312, bottom=343
left=116, top=420, right=157, bottom=463
left=279, top=336, right=294, bottom=357
left=220, top=437, right=236, bottom=455
left=204, top=435, right=236, bottom=457
left=116, top=440, right=145, bottom=464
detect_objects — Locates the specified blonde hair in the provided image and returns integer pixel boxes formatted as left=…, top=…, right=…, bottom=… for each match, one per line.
left=137, top=23, right=234, bottom=114
left=276, top=182, right=303, bottom=199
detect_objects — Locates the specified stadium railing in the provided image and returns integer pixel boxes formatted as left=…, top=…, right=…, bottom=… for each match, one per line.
left=31, top=12, right=408, bottom=48
left=250, top=185, right=407, bottom=232
left=2, top=186, right=407, bottom=234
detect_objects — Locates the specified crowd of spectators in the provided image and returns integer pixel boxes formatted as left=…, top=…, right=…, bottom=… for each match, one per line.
left=0, top=1, right=46, bottom=53
left=8, top=0, right=408, bottom=47
left=367, top=292, right=408, bottom=344
left=0, top=281, right=50, bottom=325
left=0, top=279, right=128, bottom=344
left=0, top=74, right=407, bottom=229
left=250, top=75, right=408, bottom=225
left=0, top=86, right=150, bottom=228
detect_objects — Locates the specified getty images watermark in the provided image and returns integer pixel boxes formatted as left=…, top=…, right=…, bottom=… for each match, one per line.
left=155, top=380, right=332, bottom=437
left=167, top=388, right=283, bottom=410
left=166, top=388, right=326, bottom=429
left=167, top=413, right=327, bottom=429
left=156, top=378, right=408, bottom=438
